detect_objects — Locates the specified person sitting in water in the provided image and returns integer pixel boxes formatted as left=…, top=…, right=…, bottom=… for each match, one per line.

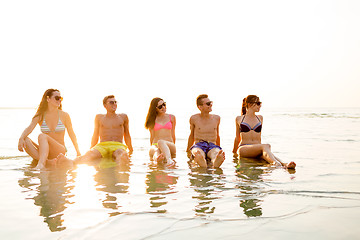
left=233, top=95, right=296, bottom=169
left=186, top=94, right=225, bottom=168
left=145, top=98, right=176, bottom=165
left=18, top=89, right=81, bottom=169
left=57, top=95, right=133, bottom=166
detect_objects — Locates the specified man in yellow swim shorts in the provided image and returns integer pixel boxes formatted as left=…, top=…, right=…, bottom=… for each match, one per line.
left=57, top=95, right=133, bottom=166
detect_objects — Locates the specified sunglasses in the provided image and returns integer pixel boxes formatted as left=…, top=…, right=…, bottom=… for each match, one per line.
left=54, top=96, right=63, bottom=101
left=251, top=102, right=262, bottom=106
left=157, top=102, right=166, bottom=109
left=108, top=100, right=117, bottom=105
left=204, top=101, right=213, bottom=106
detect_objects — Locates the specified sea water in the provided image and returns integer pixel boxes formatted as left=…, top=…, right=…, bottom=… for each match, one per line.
left=0, top=107, right=360, bottom=239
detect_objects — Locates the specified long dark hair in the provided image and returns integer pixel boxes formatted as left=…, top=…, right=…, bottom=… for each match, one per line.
left=242, top=95, right=259, bottom=115
left=33, top=89, right=62, bottom=121
left=145, top=97, right=163, bottom=130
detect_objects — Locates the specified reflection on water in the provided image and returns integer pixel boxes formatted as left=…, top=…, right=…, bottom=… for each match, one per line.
left=188, top=167, right=224, bottom=216
left=235, top=157, right=272, bottom=218
left=94, top=164, right=130, bottom=216
left=18, top=167, right=74, bottom=232
left=146, top=162, right=178, bottom=212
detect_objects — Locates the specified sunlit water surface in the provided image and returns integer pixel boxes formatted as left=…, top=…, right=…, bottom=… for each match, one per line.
left=1, top=107, right=360, bottom=239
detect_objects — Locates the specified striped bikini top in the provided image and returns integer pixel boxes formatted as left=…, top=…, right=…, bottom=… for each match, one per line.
left=40, top=111, right=66, bottom=133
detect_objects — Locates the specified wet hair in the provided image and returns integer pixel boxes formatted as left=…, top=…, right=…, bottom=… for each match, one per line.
left=196, top=94, right=208, bottom=106
left=145, top=97, right=163, bottom=130
left=33, top=89, right=62, bottom=122
left=103, top=95, right=115, bottom=105
left=242, top=95, right=260, bottom=115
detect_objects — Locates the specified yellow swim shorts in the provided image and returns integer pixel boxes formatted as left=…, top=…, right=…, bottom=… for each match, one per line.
left=92, top=141, right=128, bottom=159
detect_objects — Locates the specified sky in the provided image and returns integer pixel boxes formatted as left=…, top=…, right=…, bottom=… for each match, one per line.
left=1, top=0, right=360, bottom=113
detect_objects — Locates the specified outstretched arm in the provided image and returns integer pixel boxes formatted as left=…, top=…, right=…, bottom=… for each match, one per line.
left=91, top=115, right=100, bottom=148
left=123, top=114, right=133, bottom=153
left=186, top=117, right=195, bottom=152
left=64, top=112, right=81, bottom=156
left=18, top=116, right=39, bottom=152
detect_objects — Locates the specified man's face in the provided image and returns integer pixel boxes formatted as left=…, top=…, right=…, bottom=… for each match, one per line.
left=198, top=98, right=213, bottom=113
left=105, top=98, right=117, bottom=112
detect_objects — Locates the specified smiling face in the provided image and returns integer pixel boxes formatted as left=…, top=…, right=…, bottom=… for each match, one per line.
left=156, top=99, right=167, bottom=114
left=104, top=97, right=117, bottom=113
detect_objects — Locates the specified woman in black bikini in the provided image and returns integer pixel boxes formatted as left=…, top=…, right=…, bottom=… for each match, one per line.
left=18, top=89, right=81, bottom=169
left=233, top=95, right=296, bottom=169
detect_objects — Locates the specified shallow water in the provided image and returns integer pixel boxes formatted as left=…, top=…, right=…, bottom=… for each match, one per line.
left=1, top=107, right=360, bottom=239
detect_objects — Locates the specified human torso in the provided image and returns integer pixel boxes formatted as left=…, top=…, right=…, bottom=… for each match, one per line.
left=238, top=114, right=262, bottom=144
left=98, top=113, right=126, bottom=142
left=152, top=114, right=174, bottom=143
left=39, top=110, right=66, bottom=145
left=192, top=114, right=219, bottom=144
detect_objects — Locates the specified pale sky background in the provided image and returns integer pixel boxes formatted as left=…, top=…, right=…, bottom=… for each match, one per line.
left=1, top=0, right=360, bottom=113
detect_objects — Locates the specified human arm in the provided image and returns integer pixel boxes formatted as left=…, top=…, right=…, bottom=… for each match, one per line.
left=215, top=116, right=221, bottom=146
left=186, top=116, right=195, bottom=152
left=18, top=116, right=39, bottom=152
left=63, top=112, right=81, bottom=156
left=232, top=116, right=241, bottom=156
left=123, top=114, right=133, bottom=154
left=90, top=115, right=100, bottom=148
left=171, top=114, right=176, bottom=144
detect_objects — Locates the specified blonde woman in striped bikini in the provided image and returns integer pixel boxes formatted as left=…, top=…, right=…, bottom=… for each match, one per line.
left=18, top=89, right=81, bottom=169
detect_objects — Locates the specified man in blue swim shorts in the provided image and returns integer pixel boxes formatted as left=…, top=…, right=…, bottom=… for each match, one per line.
left=57, top=95, right=133, bottom=167
left=186, top=94, right=225, bottom=168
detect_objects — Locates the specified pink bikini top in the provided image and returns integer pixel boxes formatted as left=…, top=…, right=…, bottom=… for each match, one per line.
left=154, top=115, right=173, bottom=131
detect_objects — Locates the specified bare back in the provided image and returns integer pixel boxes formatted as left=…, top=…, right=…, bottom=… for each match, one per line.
left=191, top=113, right=220, bottom=144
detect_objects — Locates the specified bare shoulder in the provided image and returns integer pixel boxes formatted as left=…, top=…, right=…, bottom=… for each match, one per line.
left=257, top=115, right=264, bottom=122
left=190, top=113, right=200, bottom=122
left=169, top=114, right=176, bottom=121
left=213, top=114, right=221, bottom=121
left=58, top=110, right=67, bottom=115
left=119, top=113, right=129, bottom=121
left=235, top=115, right=242, bottom=123
left=95, top=114, right=105, bottom=121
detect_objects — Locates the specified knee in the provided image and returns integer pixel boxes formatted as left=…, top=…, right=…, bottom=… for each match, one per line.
left=262, top=144, right=271, bottom=150
left=38, top=133, right=48, bottom=142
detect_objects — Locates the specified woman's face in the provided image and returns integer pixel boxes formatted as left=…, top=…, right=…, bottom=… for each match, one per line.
left=47, top=91, right=62, bottom=108
left=156, top=100, right=167, bottom=114
left=249, top=99, right=262, bottom=112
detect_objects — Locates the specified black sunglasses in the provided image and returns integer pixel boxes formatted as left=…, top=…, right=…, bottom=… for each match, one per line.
left=108, top=100, right=117, bottom=105
left=54, top=96, right=63, bottom=101
left=157, top=102, right=166, bottom=109
left=251, top=102, right=262, bottom=106
left=204, top=101, right=213, bottom=106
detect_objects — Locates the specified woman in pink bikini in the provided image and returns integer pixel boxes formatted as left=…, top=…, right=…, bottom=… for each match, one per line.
left=18, top=89, right=81, bottom=169
left=145, top=98, right=176, bottom=165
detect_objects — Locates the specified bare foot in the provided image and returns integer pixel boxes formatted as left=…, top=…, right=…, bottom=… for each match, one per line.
left=46, top=158, right=57, bottom=168
left=115, top=151, right=130, bottom=165
left=213, top=150, right=225, bottom=168
left=166, top=158, right=176, bottom=167
left=154, top=153, right=165, bottom=164
left=57, top=153, right=74, bottom=168
left=194, top=151, right=207, bottom=168
left=34, top=163, right=46, bottom=170
left=286, top=161, right=296, bottom=169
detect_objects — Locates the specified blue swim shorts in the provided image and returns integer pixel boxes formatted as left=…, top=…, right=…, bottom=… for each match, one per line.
left=190, top=140, right=222, bottom=156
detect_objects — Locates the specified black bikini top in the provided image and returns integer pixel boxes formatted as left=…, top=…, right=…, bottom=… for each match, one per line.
left=240, top=115, right=262, bottom=133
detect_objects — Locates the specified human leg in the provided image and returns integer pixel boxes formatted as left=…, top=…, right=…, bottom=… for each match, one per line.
left=113, top=148, right=129, bottom=164
left=191, top=147, right=207, bottom=168
left=207, top=147, right=225, bottom=168
left=157, top=140, right=176, bottom=164
left=23, top=137, right=40, bottom=160
left=36, top=133, right=66, bottom=169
